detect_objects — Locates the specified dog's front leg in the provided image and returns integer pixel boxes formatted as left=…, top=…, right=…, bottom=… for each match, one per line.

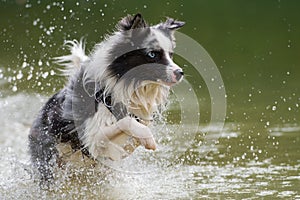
left=95, top=116, right=156, bottom=150
left=85, top=116, right=156, bottom=159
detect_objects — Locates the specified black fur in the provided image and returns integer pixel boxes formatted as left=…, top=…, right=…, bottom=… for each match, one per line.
left=117, top=13, right=148, bottom=31
left=28, top=13, right=185, bottom=186
left=29, top=91, right=77, bottom=182
left=108, top=48, right=169, bottom=79
left=29, top=68, right=97, bottom=183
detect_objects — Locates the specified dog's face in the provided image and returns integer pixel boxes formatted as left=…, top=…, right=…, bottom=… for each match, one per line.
left=107, top=14, right=185, bottom=88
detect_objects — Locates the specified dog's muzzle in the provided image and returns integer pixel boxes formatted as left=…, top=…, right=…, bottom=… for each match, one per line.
left=174, top=69, right=184, bottom=82
left=169, top=60, right=184, bottom=83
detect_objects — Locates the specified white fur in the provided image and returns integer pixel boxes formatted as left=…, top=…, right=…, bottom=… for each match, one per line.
left=82, top=104, right=117, bottom=158
left=54, top=39, right=89, bottom=76
left=83, top=33, right=123, bottom=85
left=55, top=27, right=176, bottom=161
left=83, top=104, right=156, bottom=159
left=143, top=28, right=174, bottom=53
left=113, top=81, right=169, bottom=120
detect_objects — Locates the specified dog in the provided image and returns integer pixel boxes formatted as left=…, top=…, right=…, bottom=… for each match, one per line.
left=29, top=13, right=185, bottom=184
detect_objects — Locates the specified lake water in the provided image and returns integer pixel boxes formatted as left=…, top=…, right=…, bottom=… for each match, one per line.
left=0, top=1, right=299, bottom=199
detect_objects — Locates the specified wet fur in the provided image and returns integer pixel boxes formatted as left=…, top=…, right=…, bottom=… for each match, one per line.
left=28, top=13, right=184, bottom=184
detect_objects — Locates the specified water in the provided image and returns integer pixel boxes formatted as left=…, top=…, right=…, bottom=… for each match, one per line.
left=0, top=94, right=299, bottom=199
left=1, top=0, right=300, bottom=199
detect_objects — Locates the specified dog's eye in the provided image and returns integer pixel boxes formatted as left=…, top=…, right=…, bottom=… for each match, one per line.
left=147, top=51, right=157, bottom=59
left=169, top=52, right=174, bottom=59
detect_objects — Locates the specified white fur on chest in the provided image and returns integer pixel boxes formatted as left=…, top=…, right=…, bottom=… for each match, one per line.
left=82, top=104, right=141, bottom=160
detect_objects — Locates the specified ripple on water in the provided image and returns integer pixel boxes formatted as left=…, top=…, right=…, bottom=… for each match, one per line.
left=268, top=124, right=300, bottom=137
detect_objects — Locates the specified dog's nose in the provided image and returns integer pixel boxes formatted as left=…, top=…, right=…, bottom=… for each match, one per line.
left=174, top=69, right=184, bottom=81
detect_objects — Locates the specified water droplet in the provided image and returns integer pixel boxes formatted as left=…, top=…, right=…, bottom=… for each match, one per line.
left=27, top=74, right=32, bottom=80
left=241, top=154, right=246, bottom=159
left=33, top=18, right=40, bottom=26
left=25, top=3, right=32, bottom=8
left=12, top=85, right=17, bottom=92
left=22, top=62, right=27, bottom=68
left=42, top=72, right=49, bottom=79
left=16, top=73, right=23, bottom=80
left=258, top=149, right=262, bottom=154
left=287, top=40, right=292, bottom=48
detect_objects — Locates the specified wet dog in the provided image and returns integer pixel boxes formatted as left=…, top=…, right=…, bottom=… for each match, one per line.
left=29, top=13, right=184, bottom=184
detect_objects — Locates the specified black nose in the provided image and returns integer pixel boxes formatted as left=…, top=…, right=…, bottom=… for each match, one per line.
left=174, top=69, right=184, bottom=81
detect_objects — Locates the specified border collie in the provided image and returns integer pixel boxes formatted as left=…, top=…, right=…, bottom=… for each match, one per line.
left=29, top=13, right=185, bottom=183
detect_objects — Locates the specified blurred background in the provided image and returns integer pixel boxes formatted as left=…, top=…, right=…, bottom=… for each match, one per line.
left=0, top=0, right=299, bottom=199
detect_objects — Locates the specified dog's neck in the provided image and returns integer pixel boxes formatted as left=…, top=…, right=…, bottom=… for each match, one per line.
left=127, top=83, right=169, bottom=121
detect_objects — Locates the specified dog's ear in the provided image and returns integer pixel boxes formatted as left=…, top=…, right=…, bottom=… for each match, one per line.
left=117, top=13, right=147, bottom=31
left=160, top=17, right=185, bottom=30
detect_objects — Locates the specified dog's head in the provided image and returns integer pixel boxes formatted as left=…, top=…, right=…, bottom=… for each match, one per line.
left=107, top=13, right=185, bottom=88
left=100, top=14, right=185, bottom=119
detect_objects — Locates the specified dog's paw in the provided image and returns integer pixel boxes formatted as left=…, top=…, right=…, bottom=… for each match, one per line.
left=137, top=135, right=156, bottom=150
left=117, top=116, right=157, bottom=150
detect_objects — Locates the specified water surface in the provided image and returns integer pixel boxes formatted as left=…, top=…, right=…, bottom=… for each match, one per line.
left=0, top=1, right=299, bottom=199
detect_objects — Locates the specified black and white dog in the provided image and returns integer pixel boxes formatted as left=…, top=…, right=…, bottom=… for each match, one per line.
left=29, top=13, right=185, bottom=183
